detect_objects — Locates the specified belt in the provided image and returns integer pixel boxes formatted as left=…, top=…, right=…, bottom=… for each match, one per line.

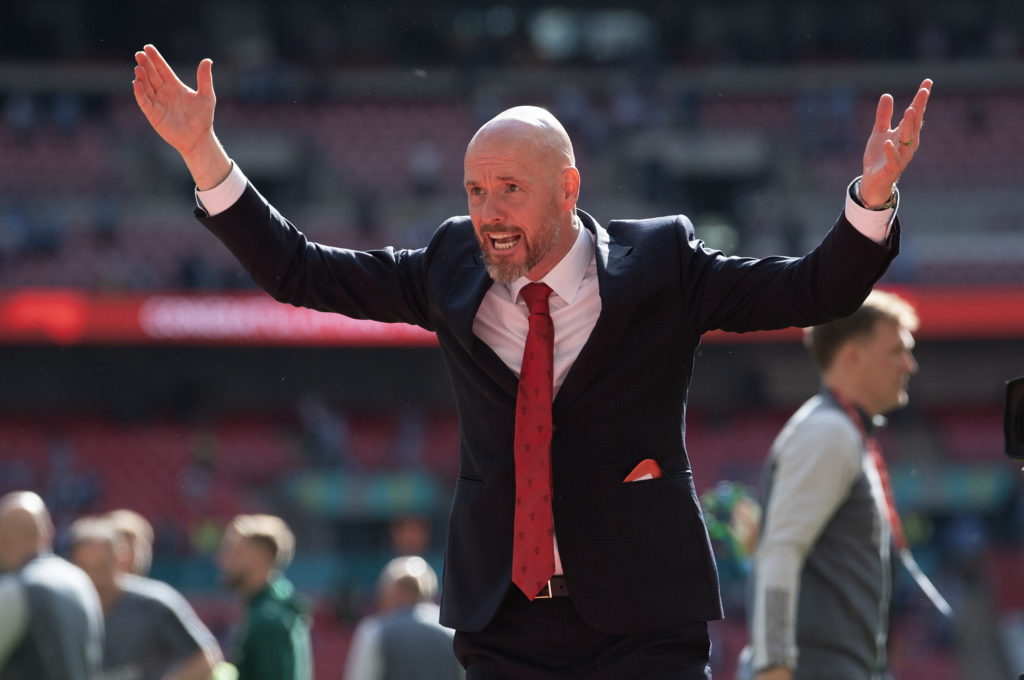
left=534, top=575, right=570, bottom=599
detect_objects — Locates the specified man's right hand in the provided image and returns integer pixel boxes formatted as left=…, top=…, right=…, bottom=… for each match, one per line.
left=133, top=44, right=231, bottom=191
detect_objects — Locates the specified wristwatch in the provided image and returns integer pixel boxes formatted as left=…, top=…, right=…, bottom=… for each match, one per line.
left=851, top=177, right=897, bottom=211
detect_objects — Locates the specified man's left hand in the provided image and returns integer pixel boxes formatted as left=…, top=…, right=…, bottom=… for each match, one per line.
left=860, top=79, right=933, bottom=208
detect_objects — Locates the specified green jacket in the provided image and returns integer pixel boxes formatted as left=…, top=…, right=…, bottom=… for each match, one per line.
left=235, top=577, right=313, bottom=680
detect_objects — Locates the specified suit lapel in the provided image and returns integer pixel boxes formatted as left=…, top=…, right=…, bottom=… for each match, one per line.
left=444, top=257, right=519, bottom=397
left=554, top=217, right=636, bottom=417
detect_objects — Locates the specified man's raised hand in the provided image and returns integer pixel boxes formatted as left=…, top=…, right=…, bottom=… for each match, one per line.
left=860, top=78, right=933, bottom=208
left=133, top=44, right=231, bottom=190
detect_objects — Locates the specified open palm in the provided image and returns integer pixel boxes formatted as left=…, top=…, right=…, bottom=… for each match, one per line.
left=133, top=44, right=216, bottom=158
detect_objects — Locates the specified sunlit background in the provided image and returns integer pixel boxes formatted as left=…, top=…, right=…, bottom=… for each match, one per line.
left=1, top=2, right=1023, bottom=677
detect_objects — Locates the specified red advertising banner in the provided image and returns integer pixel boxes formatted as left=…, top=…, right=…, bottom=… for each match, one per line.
left=0, top=286, right=1021, bottom=347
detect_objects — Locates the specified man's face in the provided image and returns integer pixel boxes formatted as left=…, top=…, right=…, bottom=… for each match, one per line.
left=464, top=133, right=569, bottom=284
left=216, top=528, right=272, bottom=593
left=216, top=528, right=251, bottom=591
left=853, top=318, right=918, bottom=415
left=71, top=540, right=117, bottom=593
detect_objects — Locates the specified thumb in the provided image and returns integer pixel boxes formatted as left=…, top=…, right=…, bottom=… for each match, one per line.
left=196, top=58, right=215, bottom=100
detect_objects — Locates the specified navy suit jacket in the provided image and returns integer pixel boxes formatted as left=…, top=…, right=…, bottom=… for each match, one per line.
left=198, top=184, right=898, bottom=634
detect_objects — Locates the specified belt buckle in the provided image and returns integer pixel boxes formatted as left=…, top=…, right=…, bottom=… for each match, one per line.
left=535, top=580, right=553, bottom=599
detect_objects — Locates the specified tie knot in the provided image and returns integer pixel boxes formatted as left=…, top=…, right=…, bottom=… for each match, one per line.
left=520, top=282, right=553, bottom=314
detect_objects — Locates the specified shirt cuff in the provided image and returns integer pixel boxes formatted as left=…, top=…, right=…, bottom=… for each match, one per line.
left=195, top=162, right=248, bottom=216
left=843, top=176, right=898, bottom=244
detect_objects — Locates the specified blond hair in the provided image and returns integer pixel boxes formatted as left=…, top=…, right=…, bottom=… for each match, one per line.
left=229, top=514, right=295, bottom=571
left=804, top=289, right=919, bottom=373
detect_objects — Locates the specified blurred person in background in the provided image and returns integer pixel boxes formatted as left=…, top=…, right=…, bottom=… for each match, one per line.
left=105, top=508, right=155, bottom=576
left=742, top=291, right=924, bottom=680
left=216, top=514, right=312, bottom=680
left=344, top=555, right=464, bottom=680
left=389, top=515, right=432, bottom=557
left=0, top=490, right=104, bottom=680
left=69, top=515, right=223, bottom=680
left=133, top=42, right=931, bottom=679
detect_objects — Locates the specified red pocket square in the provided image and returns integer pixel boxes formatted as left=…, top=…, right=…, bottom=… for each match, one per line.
left=623, top=458, right=663, bottom=482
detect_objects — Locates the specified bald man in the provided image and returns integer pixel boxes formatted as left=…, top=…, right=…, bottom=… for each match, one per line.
left=344, top=556, right=464, bottom=680
left=0, top=491, right=104, bottom=680
left=133, top=44, right=931, bottom=678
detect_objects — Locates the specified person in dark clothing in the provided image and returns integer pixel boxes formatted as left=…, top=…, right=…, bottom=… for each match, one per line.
left=70, top=516, right=223, bottom=680
left=133, top=42, right=932, bottom=679
left=0, top=491, right=104, bottom=680
left=216, top=514, right=313, bottom=680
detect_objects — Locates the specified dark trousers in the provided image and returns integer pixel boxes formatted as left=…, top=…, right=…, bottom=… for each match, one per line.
left=454, top=585, right=712, bottom=680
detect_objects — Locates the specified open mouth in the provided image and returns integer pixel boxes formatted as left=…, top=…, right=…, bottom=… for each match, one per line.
left=488, top=233, right=522, bottom=251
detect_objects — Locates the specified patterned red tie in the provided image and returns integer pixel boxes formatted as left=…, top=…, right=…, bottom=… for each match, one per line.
left=512, top=282, right=556, bottom=600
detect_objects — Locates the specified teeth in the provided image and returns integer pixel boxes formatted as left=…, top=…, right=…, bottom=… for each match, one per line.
left=490, top=234, right=519, bottom=250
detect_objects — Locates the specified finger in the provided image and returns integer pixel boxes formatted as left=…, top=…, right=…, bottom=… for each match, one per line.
left=133, top=65, right=156, bottom=101
left=143, top=44, right=183, bottom=89
left=883, top=139, right=902, bottom=168
left=132, top=77, right=159, bottom=119
left=911, top=79, right=932, bottom=118
left=135, top=50, right=163, bottom=90
left=895, top=106, right=916, bottom=145
left=873, top=93, right=894, bottom=133
left=196, top=58, right=216, bottom=101
left=131, top=77, right=148, bottom=110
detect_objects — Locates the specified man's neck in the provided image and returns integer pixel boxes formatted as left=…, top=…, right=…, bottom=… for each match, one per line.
left=244, top=575, right=273, bottom=600
left=100, top=579, right=125, bottom=614
left=823, top=378, right=878, bottom=418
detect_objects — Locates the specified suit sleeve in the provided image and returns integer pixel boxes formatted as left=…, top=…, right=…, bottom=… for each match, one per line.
left=748, top=412, right=862, bottom=672
left=680, top=210, right=899, bottom=335
left=196, top=182, right=436, bottom=330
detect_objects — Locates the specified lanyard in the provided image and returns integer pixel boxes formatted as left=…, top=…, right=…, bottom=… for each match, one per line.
left=831, top=390, right=953, bottom=619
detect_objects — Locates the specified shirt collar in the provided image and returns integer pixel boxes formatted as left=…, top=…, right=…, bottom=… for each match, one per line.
left=508, top=224, right=594, bottom=305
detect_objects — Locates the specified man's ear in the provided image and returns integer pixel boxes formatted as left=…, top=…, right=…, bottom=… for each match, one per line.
left=560, top=166, right=580, bottom=207
left=834, top=339, right=861, bottom=372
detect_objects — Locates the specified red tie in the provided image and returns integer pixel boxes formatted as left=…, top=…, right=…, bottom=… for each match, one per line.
left=512, top=282, right=556, bottom=600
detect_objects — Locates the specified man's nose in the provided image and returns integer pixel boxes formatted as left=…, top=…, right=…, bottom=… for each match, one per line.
left=905, top=351, right=918, bottom=374
left=479, top=195, right=504, bottom=224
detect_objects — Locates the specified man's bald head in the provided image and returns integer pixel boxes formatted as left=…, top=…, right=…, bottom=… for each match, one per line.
left=467, top=106, right=576, bottom=174
left=463, top=106, right=582, bottom=283
left=0, top=491, right=54, bottom=572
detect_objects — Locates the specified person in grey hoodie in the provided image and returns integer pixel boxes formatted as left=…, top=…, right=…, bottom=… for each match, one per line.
left=0, top=490, right=104, bottom=680
left=743, top=290, right=920, bottom=680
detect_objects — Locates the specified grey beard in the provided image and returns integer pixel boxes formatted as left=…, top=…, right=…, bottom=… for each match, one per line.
left=482, top=255, right=529, bottom=285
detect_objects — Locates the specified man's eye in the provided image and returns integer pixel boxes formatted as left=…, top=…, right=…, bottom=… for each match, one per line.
left=508, top=184, right=520, bottom=192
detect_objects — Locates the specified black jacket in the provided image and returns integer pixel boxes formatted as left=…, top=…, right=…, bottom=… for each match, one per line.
left=199, top=184, right=898, bottom=634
